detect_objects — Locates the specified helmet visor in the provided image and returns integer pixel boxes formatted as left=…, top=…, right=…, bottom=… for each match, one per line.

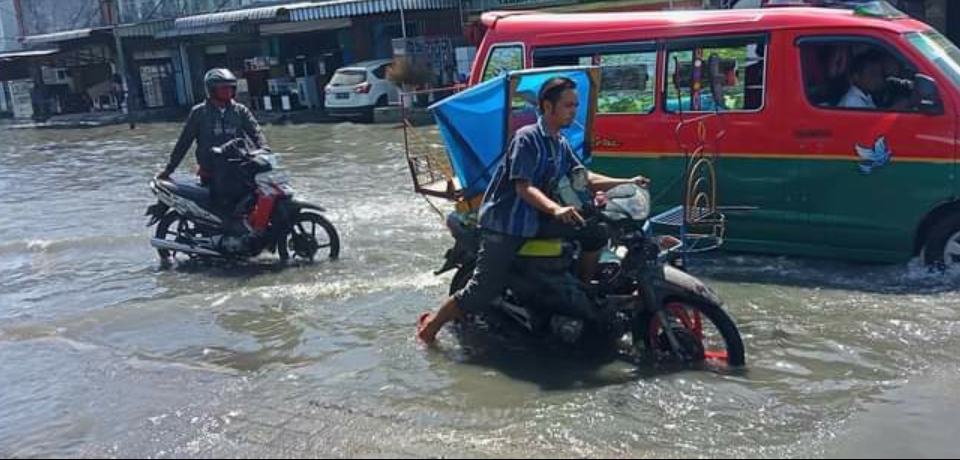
left=211, top=84, right=236, bottom=100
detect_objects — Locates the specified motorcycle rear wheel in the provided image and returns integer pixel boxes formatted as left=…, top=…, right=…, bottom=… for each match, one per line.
left=155, top=212, right=200, bottom=263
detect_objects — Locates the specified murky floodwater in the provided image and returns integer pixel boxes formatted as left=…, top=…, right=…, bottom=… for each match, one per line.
left=1, top=121, right=959, bottom=458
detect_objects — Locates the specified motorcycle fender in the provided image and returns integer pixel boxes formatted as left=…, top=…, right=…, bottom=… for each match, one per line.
left=291, top=200, right=327, bottom=213
left=145, top=202, right=169, bottom=227
left=659, top=265, right=724, bottom=307
left=436, top=240, right=476, bottom=276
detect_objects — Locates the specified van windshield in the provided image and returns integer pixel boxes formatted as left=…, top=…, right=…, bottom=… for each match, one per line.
left=906, top=30, right=960, bottom=88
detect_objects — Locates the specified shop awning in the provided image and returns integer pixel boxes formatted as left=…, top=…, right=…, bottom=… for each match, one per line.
left=0, top=48, right=59, bottom=61
left=290, top=0, right=459, bottom=22
left=259, top=18, right=353, bottom=35
left=156, top=23, right=234, bottom=38
left=20, top=28, right=110, bottom=46
left=116, top=19, right=175, bottom=38
left=173, top=2, right=320, bottom=29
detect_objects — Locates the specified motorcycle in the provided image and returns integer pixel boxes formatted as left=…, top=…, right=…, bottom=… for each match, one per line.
left=438, top=171, right=746, bottom=369
left=145, top=139, right=340, bottom=264
left=411, top=65, right=745, bottom=368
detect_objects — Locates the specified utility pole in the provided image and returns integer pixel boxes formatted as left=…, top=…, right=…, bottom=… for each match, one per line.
left=12, top=0, right=24, bottom=41
left=0, top=4, right=7, bottom=53
left=104, top=0, right=136, bottom=128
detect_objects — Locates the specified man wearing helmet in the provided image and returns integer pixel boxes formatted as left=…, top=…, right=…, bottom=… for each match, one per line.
left=159, top=68, right=268, bottom=184
left=158, top=68, right=269, bottom=241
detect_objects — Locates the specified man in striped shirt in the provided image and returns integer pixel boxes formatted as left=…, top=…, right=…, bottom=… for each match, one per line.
left=418, top=77, right=650, bottom=345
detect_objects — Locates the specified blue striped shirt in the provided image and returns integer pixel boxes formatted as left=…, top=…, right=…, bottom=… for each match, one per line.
left=479, top=119, right=575, bottom=238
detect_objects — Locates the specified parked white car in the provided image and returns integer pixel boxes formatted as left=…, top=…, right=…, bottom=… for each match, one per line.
left=324, top=60, right=400, bottom=122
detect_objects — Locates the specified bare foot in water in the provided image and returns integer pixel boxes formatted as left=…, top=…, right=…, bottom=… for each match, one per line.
left=416, top=312, right=439, bottom=346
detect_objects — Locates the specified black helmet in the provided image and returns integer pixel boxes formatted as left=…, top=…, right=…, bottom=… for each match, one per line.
left=204, top=68, right=238, bottom=98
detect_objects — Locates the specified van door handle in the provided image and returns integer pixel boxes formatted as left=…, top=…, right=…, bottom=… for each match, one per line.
left=793, top=129, right=833, bottom=140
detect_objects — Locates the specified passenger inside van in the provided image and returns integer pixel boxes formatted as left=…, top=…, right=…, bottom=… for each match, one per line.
left=801, top=44, right=853, bottom=107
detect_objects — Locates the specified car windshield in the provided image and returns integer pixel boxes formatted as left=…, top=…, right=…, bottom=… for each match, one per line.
left=330, top=70, right=367, bottom=87
left=906, top=30, right=960, bottom=89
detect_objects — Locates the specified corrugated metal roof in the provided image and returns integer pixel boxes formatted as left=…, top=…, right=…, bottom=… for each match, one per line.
left=156, top=23, right=233, bottom=39
left=174, top=2, right=321, bottom=29
left=0, top=48, right=59, bottom=60
left=259, top=18, right=353, bottom=35
left=116, top=19, right=175, bottom=38
left=20, top=28, right=109, bottom=46
left=291, top=0, right=459, bottom=22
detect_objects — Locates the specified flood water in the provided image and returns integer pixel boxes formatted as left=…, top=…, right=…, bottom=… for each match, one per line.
left=1, top=121, right=958, bottom=458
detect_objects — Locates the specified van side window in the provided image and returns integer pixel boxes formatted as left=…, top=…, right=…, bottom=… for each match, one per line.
left=665, top=37, right=767, bottom=113
left=482, top=45, right=524, bottom=82
left=799, top=39, right=920, bottom=113
left=533, top=45, right=657, bottom=115
left=595, top=53, right=657, bottom=114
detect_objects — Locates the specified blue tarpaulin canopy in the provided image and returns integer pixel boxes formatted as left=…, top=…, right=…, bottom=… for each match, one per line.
left=430, top=67, right=599, bottom=200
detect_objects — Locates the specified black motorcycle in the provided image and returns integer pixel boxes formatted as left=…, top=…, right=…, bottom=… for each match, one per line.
left=145, top=140, right=340, bottom=264
left=438, top=178, right=745, bottom=369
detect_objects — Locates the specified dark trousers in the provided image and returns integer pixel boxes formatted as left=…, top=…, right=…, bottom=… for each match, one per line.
left=454, top=221, right=607, bottom=313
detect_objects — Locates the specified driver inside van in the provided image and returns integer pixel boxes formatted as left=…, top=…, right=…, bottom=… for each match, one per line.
left=839, top=51, right=885, bottom=109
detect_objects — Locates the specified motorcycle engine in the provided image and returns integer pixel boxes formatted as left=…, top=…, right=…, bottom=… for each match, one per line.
left=550, top=316, right=585, bottom=345
left=213, top=234, right=249, bottom=254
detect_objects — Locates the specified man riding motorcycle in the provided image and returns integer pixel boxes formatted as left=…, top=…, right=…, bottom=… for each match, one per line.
left=417, top=77, right=651, bottom=345
left=157, top=68, right=269, bottom=245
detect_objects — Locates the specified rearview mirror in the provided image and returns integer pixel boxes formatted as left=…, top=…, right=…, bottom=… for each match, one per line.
left=914, top=73, right=944, bottom=115
left=570, top=166, right=589, bottom=193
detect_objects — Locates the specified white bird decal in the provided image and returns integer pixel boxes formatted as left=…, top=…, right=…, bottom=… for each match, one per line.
left=855, top=136, right=892, bottom=174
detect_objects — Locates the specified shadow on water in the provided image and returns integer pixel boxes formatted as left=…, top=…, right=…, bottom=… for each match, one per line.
left=163, top=298, right=322, bottom=374
left=451, top=332, right=744, bottom=393
left=159, top=256, right=336, bottom=279
left=205, top=303, right=316, bottom=372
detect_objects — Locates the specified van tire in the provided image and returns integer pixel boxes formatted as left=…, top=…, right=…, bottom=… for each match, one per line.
left=922, top=213, right=960, bottom=270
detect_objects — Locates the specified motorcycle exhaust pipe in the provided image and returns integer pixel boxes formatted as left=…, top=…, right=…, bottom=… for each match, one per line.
left=150, top=238, right=222, bottom=257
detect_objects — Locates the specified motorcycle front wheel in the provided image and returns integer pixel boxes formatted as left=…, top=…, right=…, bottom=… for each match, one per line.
left=639, top=300, right=746, bottom=369
left=278, top=211, right=340, bottom=263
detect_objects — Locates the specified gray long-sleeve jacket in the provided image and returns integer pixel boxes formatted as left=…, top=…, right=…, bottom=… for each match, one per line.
left=163, top=100, right=268, bottom=177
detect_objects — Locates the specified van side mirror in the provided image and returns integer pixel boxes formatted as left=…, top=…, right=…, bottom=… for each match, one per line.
left=914, top=73, right=944, bottom=115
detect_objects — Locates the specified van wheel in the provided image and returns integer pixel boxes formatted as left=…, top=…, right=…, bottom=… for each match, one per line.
left=922, top=214, right=960, bottom=270
left=376, top=95, right=389, bottom=107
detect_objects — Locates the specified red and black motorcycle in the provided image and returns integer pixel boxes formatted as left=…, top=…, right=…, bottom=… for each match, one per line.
left=146, top=139, right=340, bottom=264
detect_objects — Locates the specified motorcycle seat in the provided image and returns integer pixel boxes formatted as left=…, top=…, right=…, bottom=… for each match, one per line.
left=518, top=239, right=564, bottom=258
left=158, top=179, right=212, bottom=208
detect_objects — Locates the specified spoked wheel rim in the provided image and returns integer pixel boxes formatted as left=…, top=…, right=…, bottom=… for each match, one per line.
left=283, top=213, right=340, bottom=262
left=942, top=229, right=960, bottom=269
left=647, top=302, right=732, bottom=367
left=156, top=214, right=201, bottom=262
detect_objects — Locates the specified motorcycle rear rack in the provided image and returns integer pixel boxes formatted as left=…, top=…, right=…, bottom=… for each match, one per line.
left=650, top=205, right=726, bottom=254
